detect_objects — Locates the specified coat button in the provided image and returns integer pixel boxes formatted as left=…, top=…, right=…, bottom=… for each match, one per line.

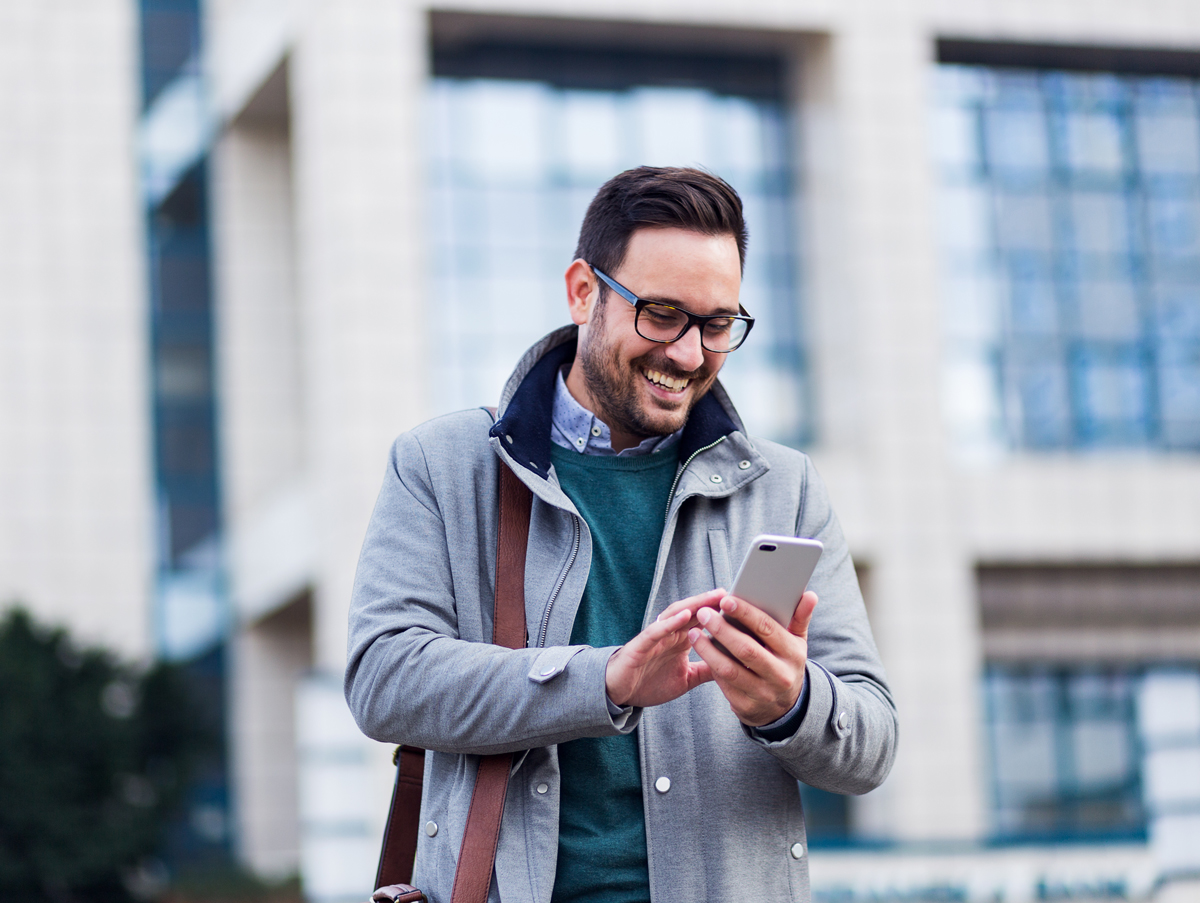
left=790, top=842, right=805, bottom=859
left=738, top=460, right=751, bottom=469
left=654, top=776, right=671, bottom=793
left=536, top=783, right=549, bottom=795
left=709, top=474, right=722, bottom=483
left=425, top=821, right=438, bottom=837
left=505, top=434, right=514, bottom=444
left=837, top=711, right=849, bottom=730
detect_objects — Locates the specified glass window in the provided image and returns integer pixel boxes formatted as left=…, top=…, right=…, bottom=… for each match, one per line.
left=985, top=666, right=1145, bottom=840
left=139, top=0, right=201, bottom=109
left=427, top=49, right=809, bottom=445
left=935, top=65, right=1200, bottom=453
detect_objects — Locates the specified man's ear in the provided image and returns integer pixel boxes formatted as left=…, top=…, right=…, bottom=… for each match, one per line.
left=565, top=259, right=598, bottom=326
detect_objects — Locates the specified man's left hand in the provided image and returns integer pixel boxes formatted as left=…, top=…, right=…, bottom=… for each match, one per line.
left=688, top=591, right=818, bottom=727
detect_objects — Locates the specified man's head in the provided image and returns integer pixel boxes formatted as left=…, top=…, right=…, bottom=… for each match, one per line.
left=563, top=167, right=749, bottom=451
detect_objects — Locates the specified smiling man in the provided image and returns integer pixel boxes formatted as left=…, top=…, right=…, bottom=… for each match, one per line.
left=346, top=167, right=897, bottom=903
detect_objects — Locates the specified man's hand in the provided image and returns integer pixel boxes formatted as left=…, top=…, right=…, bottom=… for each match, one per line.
left=688, top=591, right=818, bottom=727
left=605, top=588, right=725, bottom=708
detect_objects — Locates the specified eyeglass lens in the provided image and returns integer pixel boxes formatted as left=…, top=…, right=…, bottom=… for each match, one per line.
left=636, top=303, right=749, bottom=352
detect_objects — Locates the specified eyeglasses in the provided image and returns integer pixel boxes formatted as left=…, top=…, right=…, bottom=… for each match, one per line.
left=591, top=266, right=754, bottom=353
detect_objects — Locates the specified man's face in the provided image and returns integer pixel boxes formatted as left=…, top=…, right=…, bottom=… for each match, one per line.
left=565, top=227, right=742, bottom=450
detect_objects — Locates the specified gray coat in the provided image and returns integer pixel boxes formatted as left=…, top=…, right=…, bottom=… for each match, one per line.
left=345, top=326, right=897, bottom=903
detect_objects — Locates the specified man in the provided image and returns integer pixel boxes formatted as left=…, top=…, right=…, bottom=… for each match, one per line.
left=346, top=167, right=897, bottom=903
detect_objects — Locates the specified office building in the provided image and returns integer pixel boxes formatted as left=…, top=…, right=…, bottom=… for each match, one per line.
left=4, top=0, right=1200, bottom=900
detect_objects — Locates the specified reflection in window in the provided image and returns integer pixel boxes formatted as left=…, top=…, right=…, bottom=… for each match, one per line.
left=427, top=59, right=809, bottom=445
left=935, top=66, right=1200, bottom=452
left=986, top=667, right=1144, bottom=840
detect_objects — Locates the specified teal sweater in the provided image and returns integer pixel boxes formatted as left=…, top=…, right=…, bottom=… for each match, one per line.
left=548, top=445, right=680, bottom=903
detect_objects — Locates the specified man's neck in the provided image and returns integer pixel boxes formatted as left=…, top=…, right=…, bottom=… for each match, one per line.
left=563, top=361, right=644, bottom=452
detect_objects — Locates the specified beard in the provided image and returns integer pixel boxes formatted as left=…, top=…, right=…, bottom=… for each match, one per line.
left=576, top=298, right=718, bottom=440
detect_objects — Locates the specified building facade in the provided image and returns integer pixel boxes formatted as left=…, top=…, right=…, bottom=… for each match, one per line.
left=5, top=0, right=1200, bottom=900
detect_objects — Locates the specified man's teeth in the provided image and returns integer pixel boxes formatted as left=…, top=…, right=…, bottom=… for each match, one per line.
left=645, top=369, right=690, bottom=391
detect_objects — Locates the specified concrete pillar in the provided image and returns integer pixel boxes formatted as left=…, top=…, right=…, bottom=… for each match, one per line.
left=0, top=0, right=152, bottom=656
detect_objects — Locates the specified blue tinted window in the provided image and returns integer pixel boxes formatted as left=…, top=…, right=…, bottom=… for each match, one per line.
left=985, top=667, right=1144, bottom=840
left=139, top=0, right=200, bottom=108
left=936, top=66, right=1200, bottom=452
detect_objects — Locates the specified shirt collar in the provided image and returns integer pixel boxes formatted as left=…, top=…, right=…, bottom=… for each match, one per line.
left=550, top=365, right=682, bottom=457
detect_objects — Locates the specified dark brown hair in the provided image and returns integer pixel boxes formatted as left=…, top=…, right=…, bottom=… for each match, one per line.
left=573, top=167, right=748, bottom=279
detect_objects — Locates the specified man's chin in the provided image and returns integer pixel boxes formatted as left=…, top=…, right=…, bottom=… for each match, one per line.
left=635, top=396, right=692, bottom=437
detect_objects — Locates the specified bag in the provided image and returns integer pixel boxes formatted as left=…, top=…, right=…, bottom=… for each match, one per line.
left=370, top=887, right=428, bottom=903
left=367, top=432, right=532, bottom=903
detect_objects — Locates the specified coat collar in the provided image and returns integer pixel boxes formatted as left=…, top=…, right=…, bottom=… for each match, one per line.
left=490, top=326, right=747, bottom=480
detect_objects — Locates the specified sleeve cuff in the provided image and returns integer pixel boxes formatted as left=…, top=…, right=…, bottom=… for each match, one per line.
left=750, top=673, right=809, bottom=742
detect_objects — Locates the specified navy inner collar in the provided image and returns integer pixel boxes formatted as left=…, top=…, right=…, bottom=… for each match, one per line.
left=490, top=338, right=738, bottom=479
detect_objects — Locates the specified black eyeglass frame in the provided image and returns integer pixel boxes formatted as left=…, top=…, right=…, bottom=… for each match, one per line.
left=590, top=266, right=755, bottom=353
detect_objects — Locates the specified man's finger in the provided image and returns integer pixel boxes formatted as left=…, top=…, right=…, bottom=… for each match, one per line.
left=657, top=588, right=725, bottom=623
left=719, top=593, right=816, bottom=658
left=627, top=608, right=692, bottom=658
left=715, top=596, right=791, bottom=659
left=787, top=591, right=818, bottom=639
left=696, top=606, right=789, bottom=685
left=687, top=625, right=744, bottom=685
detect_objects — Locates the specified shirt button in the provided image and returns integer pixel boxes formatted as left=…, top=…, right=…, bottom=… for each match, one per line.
left=506, top=434, right=514, bottom=444
left=790, top=842, right=805, bottom=859
left=837, top=711, right=849, bottom=730
left=738, top=460, right=751, bottom=469
left=710, top=474, right=722, bottom=483
left=654, top=776, right=671, bottom=793
left=425, top=821, right=438, bottom=837
left=575, top=437, right=585, bottom=448
left=536, top=783, right=549, bottom=795
left=591, top=425, right=602, bottom=437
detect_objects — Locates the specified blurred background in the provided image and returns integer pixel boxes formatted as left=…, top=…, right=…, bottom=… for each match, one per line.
left=3, top=0, right=1200, bottom=901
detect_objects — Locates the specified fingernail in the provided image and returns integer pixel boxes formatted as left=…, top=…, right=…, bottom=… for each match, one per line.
left=696, top=608, right=712, bottom=626
left=688, top=628, right=701, bottom=644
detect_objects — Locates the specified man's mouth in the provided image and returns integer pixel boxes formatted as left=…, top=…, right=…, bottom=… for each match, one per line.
left=643, top=368, right=690, bottom=393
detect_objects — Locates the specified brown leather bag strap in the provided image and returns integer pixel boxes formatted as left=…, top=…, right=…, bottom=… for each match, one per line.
left=449, top=464, right=530, bottom=903
left=374, top=408, right=531, bottom=901
left=374, top=745, right=426, bottom=889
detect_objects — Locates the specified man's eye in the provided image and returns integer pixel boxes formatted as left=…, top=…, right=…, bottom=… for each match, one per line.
left=704, top=318, right=735, bottom=334
left=643, top=305, right=684, bottom=325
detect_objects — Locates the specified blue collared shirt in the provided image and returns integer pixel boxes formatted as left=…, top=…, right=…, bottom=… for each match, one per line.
left=550, top=366, right=682, bottom=457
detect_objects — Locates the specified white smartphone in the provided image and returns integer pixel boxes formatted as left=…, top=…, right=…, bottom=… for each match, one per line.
left=729, top=534, right=824, bottom=626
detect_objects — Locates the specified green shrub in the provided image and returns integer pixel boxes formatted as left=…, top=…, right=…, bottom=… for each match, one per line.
left=0, top=607, right=212, bottom=902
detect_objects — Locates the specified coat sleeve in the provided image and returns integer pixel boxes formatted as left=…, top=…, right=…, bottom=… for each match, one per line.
left=344, top=428, right=635, bottom=755
left=749, top=455, right=899, bottom=795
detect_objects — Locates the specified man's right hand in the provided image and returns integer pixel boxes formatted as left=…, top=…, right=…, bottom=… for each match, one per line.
left=604, top=588, right=726, bottom=708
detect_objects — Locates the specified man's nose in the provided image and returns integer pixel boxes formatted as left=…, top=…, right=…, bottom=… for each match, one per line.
left=665, top=323, right=706, bottom=372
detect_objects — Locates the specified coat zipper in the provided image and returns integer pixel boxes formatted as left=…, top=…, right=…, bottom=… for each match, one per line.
left=642, top=436, right=728, bottom=614
left=663, top=436, right=727, bottom=521
left=537, top=515, right=580, bottom=648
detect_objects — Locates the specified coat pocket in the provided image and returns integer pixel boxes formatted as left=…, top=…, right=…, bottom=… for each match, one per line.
left=708, top=528, right=731, bottom=590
